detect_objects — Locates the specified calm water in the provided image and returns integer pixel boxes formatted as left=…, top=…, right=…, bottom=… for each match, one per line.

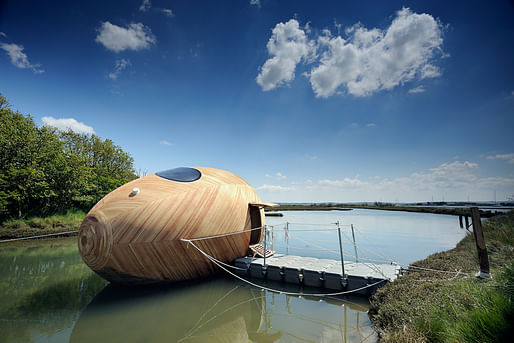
left=0, top=209, right=467, bottom=342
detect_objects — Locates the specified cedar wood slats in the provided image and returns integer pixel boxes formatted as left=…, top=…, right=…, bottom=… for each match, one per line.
left=78, top=167, right=264, bottom=284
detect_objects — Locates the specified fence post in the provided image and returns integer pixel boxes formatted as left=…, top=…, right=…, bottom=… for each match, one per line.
left=470, top=207, right=491, bottom=279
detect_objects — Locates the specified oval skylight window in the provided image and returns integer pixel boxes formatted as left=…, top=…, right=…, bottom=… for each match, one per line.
left=156, top=167, right=202, bottom=182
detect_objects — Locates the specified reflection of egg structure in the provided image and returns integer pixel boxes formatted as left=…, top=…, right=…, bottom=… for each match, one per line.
left=78, top=167, right=272, bottom=284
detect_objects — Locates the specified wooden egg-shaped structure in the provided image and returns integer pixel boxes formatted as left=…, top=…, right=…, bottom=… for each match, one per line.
left=78, top=167, right=271, bottom=284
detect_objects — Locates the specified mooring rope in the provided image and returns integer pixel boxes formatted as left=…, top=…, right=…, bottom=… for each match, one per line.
left=180, top=238, right=387, bottom=297
left=406, top=265, right=472, bottom=276
left=0, top=230, right=78, bottom=243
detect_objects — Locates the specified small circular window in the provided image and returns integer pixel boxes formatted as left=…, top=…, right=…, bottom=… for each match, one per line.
left=156, top=167, right=201, bottom=182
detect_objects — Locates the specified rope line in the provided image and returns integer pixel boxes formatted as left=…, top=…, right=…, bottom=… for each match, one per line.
left=406, top=265, right=472, bottom=276
left=0, top=230, right=78, bottom=243
left=181, top=238, right=387, bottom=297
left=184, top=226, right=263, bottom=241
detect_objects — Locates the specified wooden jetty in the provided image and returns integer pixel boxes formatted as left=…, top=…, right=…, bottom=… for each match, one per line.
left=234, top=254, right=401, bottom=295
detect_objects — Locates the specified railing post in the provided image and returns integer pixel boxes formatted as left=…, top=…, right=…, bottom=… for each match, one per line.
left=470, top=207, right=491, bottom=279
left=271, top=225, right=274, bottom=252
left=351, top=224, right=359, bottom=262
left=285, top=222, right=289, bottom=255
left=337, top=221, right=345, bottom=276
left=263, top=225, right=267, bottom=268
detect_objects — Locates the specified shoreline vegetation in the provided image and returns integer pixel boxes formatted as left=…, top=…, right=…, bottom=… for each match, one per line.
left=369, top=210, right=514, bottom=342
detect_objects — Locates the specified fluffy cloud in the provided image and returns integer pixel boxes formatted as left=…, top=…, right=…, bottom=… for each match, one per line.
left=486, top=153, right=514, bottom=164
left=95, top=22, right=156, bottom=53
left=257, top=184, right=296, bottom=192
left=257, top=8, right=445, bottom=97
left=108, top=58, right=131, bottom=80
left=0, top=43, right=44, bottom=74
left=310, top=8, right=444, bottom=97
left=139, top=0, right=151, bottom=12
left=250, top=0, right=261, bottom=7
left=159, top=140, right=172, bottom=146
left=42, top=117, right=95, bottom=134
left=256, top=19, right=314, bottom=91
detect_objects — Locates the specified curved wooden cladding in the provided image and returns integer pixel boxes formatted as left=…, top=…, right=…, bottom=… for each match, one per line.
left=79, top=166, right=266, bottom=284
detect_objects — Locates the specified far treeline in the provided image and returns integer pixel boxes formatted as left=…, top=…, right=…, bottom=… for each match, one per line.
left=0, top=93, right=137, bottom=222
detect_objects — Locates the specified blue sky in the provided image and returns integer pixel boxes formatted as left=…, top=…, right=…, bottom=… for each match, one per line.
left=1, top=0, right=513, bottom=203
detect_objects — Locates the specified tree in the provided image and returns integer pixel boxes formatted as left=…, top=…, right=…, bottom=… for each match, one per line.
left=0, top=93, right=137, bottom=221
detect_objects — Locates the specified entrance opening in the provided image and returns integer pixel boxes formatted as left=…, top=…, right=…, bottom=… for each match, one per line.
left=249, top=205, right=262, bottom=245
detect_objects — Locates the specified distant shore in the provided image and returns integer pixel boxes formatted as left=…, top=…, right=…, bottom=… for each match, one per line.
left=265, top=203, right=506, bottom=218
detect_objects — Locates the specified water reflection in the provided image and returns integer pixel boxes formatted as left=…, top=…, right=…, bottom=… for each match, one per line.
left=70, top=279, right=375, bottom=343
left=0, top=237, right=106, bottom=343
left=0, top=237, right=375, bottom=343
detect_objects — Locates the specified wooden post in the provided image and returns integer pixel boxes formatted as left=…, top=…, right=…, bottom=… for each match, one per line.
left=470, top=207, right=491, bottom=279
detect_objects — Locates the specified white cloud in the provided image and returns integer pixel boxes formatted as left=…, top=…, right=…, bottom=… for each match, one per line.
left=257, top=184, right=296, bottom=192
left=257, top=8, right=445, bottom=98
left=139, top=0, right=151, bottom=12
left=276, top=172, right=286, bottom=180
left=350, top=122, right=359, bottom=128
left=42, top=117, right=95, bottom=134
left=0, top=32, right=6, bottom=38
left=318, top=178, right=369, bottom=188
left=487, top=153, right=514, bottom=164
left=409, top=86, right=425, bottom=93
left=250, top=0, right=261, bottom=7
left=108, top=58, right=131, bottom=80
left=312, top=161, right=483, bottom=194
left=256, top=19, right=314, bottom=91
left=420, top=64, right=441, bottom=79
left=310, top=8, right=444, bottom=97
left=366, top=122, right=377, bottom=127
left=95, top=22, right=156, bottom=53
left=0, top=43, right=44, bottom=74
left=160, top=8, right=174, bottom=17
left=160, top=140, right=172, bottom=146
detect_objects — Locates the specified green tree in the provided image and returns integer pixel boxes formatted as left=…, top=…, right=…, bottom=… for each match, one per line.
left=0, top=93, right=137, bottom=222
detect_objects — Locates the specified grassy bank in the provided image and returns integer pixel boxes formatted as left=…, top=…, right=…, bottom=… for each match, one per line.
left=0, top=210, right=85, bottom=240
left=369, top=211, right=514, bottom=342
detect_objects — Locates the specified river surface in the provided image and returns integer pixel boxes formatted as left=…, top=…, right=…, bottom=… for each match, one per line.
left=0, top=209, right=467, bottom=343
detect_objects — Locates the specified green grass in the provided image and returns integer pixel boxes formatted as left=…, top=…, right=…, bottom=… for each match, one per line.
left=0, top=210, right=85, bottom=239
left=370, top=211, right=514, bottom=342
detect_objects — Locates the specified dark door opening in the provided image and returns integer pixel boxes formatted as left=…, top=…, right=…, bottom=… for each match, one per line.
left=249, top=205, right=262, bottom=245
